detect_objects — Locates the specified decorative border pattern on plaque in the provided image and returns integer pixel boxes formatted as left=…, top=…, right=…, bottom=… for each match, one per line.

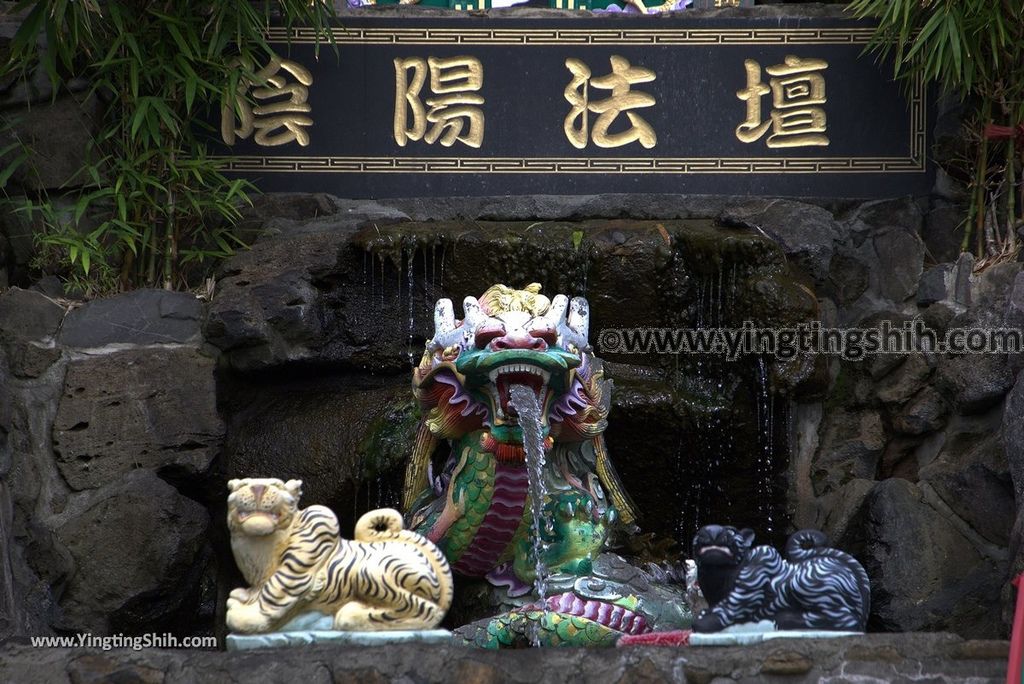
left=264, top=27, right=878, bottom=46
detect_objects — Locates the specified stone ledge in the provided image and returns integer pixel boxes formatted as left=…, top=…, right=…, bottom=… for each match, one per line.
left=0, top=633, right=1008, bottom=683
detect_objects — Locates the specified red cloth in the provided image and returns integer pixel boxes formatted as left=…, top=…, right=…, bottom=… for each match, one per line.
left=1009, top=573, right=1024, bottom=684
left=617, top=630, right=692, bottom=647
left=984, top=123, right=1024, bottom=148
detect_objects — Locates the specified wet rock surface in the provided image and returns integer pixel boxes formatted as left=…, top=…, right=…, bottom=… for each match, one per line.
left=220, top=373, right=414, bottom=530
left=0, top=633, right=1009, bottom=683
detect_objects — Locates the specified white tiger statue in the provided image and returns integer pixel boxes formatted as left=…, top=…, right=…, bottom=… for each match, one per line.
left=226, top=478, right=453, bottom=633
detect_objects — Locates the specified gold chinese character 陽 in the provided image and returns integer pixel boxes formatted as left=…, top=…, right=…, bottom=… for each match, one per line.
left=736, top=55, right=829, bottom=149
left=394, top=56, right=484, bottom=149
left=221, top=55, right=314, bottom=147
left=563, top=55, right=657, bottom=150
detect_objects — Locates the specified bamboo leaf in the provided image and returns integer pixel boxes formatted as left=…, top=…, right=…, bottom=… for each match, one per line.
left=0, top=151, right=28, bottom=188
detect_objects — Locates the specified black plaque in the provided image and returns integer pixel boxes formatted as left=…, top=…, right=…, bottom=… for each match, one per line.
left=213, top=13, right=932, bottom=199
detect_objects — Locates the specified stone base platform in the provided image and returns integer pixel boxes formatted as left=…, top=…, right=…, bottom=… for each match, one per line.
left=227, top=628, right=453, bottom=651
left=0, top=633, right=1008, bottom=683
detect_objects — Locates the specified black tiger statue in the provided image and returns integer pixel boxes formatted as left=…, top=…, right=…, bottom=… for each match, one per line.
left=691, top=525, right=870, bottom=633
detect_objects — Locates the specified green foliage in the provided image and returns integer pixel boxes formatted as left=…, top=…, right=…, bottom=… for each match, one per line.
left=848, top=0, right=1023, bottom=113
left=848, top=0, right=1023, bottom=261
left=2, top=0, right=337, bottom=294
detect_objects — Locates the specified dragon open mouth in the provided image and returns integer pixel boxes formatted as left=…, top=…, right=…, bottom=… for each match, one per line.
left=488, top=363, right=551, bottom=420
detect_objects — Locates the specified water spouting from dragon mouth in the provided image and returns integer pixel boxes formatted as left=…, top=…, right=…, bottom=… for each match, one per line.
left=509, top=383, right=550, bottom=647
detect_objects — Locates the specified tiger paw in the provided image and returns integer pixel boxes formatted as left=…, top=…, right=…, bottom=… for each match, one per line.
left=693, top=611, right=726, bottom=633
left=226, top=601, right=273, bottom=634
left=333, top=601, right=375, bottom=631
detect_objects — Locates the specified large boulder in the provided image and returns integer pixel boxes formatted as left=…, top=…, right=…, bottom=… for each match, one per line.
left=811, top=408, right=885, bottom=496
left=58, top=289, right=202, bottom=348
left=1005, top=373, right=1024, bottom=623
left=0, top=288, right=65, bottom=378
left=721, top=199, right=840, bottom=284
left=51, top=347, right=222, bottom=491
left=53, top=470, right=210, bottom=634
left=203, top=231, right=347, bottom=372
left=861, top=478, right=1005, bottom=637
left=205, top=218, right=806, bottom=375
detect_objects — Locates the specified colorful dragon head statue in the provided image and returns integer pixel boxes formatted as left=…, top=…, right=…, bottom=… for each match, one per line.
left=412, top=282, right=609, bottom=453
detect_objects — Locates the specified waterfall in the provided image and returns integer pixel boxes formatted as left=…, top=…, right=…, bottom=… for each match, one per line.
left=406, top=245, right=415, bottom=366
left=509, top=384, right=549, bottom=647
left=757, top=357, right=775, bottom=535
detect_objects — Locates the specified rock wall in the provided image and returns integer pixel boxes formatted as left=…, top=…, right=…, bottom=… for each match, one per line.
left=0, top=288, right=220, bottom=639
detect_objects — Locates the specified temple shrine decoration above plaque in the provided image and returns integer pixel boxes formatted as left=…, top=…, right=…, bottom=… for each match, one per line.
left=212, top=13, right=932, bottom=199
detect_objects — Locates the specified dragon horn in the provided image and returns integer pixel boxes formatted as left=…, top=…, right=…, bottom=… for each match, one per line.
left=434, top=298, right=456, bottom=336
left=547, top=294, right=570, bottom=326
left=557, top=296, right=590, bottom=351
left=462, top=296, right=486, bottom=330
left=429, top=296, right=487, bottom=351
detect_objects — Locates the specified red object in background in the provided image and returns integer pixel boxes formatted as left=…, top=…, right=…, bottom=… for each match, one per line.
left=1009, top=574, right=1024, bottom=684
left=984, top=123, right=1024, bottom=149
left=617, top=630, right=692, bottom=647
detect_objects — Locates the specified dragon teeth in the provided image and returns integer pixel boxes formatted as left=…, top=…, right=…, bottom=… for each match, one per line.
left=488, top=364, right=552, bottom=383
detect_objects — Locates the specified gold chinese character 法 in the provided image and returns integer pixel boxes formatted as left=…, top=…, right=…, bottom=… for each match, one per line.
left=564, top=55, right=657, bottom=150
left=394, top=56, right=484, bottom=149
left=736, top=55, right=829, bottom=149
left=221, top=55, right=314, bottom=148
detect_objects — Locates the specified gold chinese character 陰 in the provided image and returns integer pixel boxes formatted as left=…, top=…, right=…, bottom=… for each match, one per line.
left=221, top=55, right=314, bottom=147
left=394, top=56, right=484, bottom=149
left=736, top=55, right=829, bottom=149
left=563, top=55, right=657, bottom=150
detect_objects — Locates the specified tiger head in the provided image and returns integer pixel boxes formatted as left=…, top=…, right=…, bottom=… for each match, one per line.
left=227, top=478, right=302, bottom=537
left=692, top=524, right=755, bottom=568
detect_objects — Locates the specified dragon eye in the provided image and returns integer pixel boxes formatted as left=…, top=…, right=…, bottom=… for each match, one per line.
left=474, top=321, right=505, bottom=349
left=529, top=324, right=558, bottom=347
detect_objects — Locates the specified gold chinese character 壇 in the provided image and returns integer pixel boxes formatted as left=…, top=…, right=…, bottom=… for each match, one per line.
left=394, top=56, right=484, bottom=149
left=221, top=55, right=314, bottom=147
left=736, top=55, right=829, bottom=149
left=563, top=55, right=657, bottom=150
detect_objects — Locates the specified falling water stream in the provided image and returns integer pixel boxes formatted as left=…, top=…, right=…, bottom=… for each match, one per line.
left=756, top=357, right=775, bottom=534
left=509, top=384, right=549, bottom=647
